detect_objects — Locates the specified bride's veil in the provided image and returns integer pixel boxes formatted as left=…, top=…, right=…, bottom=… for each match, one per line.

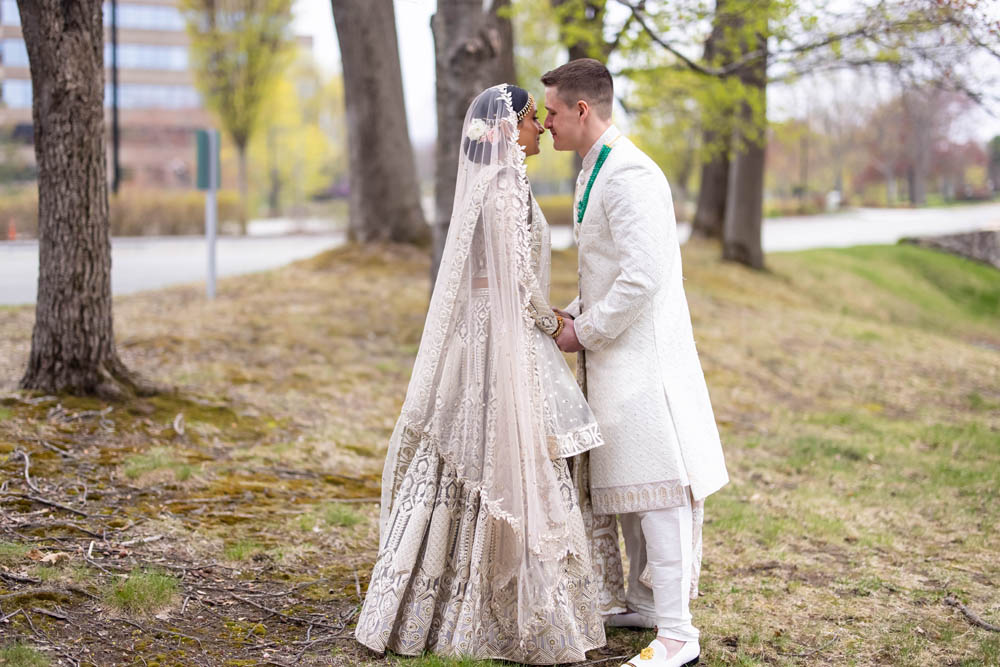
left=378, top=84, right=580, bottom=637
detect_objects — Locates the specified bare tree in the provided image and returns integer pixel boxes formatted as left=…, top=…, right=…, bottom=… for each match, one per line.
left=182, top=0, right=294, bottom=234
left=430, top=0, right=517, bottom=282
left=331, top=0, right=428, bottom=245
left=17, top=0, right=148, bottom=398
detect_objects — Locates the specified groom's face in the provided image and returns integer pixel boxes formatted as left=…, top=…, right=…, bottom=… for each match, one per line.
left=543, top=86, right=583, bottom=152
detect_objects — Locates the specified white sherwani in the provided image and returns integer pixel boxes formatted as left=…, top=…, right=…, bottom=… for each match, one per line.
left=567, top=126, right=729, bottom=516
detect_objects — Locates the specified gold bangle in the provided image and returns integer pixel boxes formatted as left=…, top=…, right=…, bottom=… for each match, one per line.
left=551, top=315, right=565, bottom=339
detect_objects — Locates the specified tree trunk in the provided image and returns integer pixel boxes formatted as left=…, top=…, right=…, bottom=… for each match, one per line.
left=267, top=126, right=280, bottom=217
left=17, top=0, right=147, bottom=398
left=722, top=33, right=767, bottom=270
left=430, top=0, right=516, bottom=283
left=491, top=0, right=517, bottom=85
left=691, top=143, right=729, bottom=239
left=330, top=0, right=428, bottom=245
left=692, top=0, right=736, bottom=240
left=237, top=142, right=249, bottom=234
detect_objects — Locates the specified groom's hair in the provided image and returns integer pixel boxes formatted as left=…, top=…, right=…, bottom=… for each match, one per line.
left=541, top=59, right=613, bottom=120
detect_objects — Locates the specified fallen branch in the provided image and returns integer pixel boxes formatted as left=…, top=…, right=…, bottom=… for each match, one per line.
left=31, top=606, right=70, bottom=621
left=575, top=656, right=630, bottom=666
left=119, top=534, right=165, bottom=547
left=0, top=587, right=77, bottom=603
left=36, top=438, right=76, bottom=459
left=1, top=493, right=91, bottom=517
left=229, top=593, right=346, bottom=632
left=945, top=595, right=1000, bottom=632
left=11, top=448, right=41, bottom=494
left=0, top=571, right=41, bottom=585
left=110, top=616, right=204, bottom=648
left=0, top=584, right=97, bottom=603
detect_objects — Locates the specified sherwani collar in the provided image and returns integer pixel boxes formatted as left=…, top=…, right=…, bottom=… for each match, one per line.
left=581, top=125, right=622, bottom=172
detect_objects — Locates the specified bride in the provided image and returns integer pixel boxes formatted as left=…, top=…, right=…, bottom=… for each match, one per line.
left=355, top=84, right=621, bottom=664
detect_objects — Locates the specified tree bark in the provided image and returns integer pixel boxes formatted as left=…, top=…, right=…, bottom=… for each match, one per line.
left=330, top=0, right=428, bottom=245
left=692, top=0, right=736, bottom=240
left=17, top=0, right=147, bottom=398
left=237, top=142, right=249, bottom=234
left=430, top=0, right=516, bottom=283
left=691, top=143, right=729, bottom=239
left=722, top=32, right=767, bottom=270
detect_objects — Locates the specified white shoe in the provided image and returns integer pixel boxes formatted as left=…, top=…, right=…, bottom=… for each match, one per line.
left=605, top=610, right=657, bottom=629
left=621, top=638, right=700, bottom=667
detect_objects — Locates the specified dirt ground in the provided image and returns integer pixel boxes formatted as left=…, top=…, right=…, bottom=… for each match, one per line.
left=1, top=241, right=998, bottom=666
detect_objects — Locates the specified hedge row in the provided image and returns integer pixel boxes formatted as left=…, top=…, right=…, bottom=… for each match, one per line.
left=1, top=188, right=242, bottom=238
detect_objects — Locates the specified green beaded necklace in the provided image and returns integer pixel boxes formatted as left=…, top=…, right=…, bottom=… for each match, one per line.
left=576, top=143, right=613, bottom=224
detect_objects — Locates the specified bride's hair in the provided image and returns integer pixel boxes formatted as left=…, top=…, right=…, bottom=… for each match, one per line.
left=462, top=84, right=532, bottom=163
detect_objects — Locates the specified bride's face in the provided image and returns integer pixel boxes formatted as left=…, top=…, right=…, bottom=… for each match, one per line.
left=516, top=101, right=545, bottom=157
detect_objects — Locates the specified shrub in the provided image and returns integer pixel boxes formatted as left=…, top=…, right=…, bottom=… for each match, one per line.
left=0, top=187, right=242, bottom=238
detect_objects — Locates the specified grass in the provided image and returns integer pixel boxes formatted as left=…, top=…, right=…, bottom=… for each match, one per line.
left=322, top=503, right=363, bottom=528
left=0, top=240, right=997, bottom=665
left=122, top=446, right=195, bottom=481
left=0, top=541, right=30, bottom=564
left=103, top=568, right=179, bottom=616
left=224, top=538, right=264, bottom=561
left=0, top=644, right=50, bottom=667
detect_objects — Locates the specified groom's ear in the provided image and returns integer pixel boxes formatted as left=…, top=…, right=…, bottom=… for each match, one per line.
left=577, top=99, right=590, bottom=122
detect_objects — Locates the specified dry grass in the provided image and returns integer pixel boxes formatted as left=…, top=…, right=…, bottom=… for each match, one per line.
left=0, top=240, right=997, bottom=665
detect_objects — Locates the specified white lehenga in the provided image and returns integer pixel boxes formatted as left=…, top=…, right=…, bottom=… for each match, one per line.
left=355, top=85, right=625, bottom=664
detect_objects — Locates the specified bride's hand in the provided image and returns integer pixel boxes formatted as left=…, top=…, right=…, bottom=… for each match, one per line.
left=553, top=308, right=574, bottom=320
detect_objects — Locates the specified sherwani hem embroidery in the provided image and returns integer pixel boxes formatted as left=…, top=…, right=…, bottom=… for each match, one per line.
left=591, top=478, right=688, bottom=515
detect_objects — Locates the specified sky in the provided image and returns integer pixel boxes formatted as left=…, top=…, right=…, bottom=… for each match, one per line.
left=292, top=0, right=438, bottom=145
left=293, top=0, right=1000, bottom=146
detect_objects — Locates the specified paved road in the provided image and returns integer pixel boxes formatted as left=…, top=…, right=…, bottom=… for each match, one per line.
left=1, top=234, right=346, bottom=306
left=2, top=203, right=998, bottom=306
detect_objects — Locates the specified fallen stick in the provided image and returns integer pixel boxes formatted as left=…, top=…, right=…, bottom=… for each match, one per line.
left=119, top=534, right=165, bottom=547
left=31, top=606, right=69, bottom=621
left=229, top=593, right=346, bottom=632
left=945, top=595, right=1000, bottom=632
left=110, top=616, right=204, bottom=648
left=575, top=656, right=629, bottom=666
left=0, top=585, right=97, bottom=603
left=0, top=571, right=41, bottom=585
left=1, top=493, right=91, bottom=517
left=12, top=449, right=41, bottom=494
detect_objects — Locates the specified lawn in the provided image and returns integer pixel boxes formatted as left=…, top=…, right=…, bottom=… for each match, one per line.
left=0, top=239, right=997, bottom=666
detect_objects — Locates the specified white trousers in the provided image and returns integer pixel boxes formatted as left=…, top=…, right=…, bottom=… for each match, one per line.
left=620, top=490, right=699, bottom=642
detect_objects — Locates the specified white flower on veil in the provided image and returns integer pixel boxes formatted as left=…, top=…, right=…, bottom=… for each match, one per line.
left=466, top=118, right=488, bottom=141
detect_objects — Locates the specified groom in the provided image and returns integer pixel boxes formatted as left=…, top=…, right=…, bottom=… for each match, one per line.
left=543, top=59, right=729, bottom=667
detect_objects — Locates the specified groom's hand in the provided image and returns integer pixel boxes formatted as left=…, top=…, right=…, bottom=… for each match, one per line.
left=556, top=318, right=584, bottom=352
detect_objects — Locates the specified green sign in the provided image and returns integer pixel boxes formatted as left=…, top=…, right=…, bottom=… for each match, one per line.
left=196, top=129, right=221, bottom=190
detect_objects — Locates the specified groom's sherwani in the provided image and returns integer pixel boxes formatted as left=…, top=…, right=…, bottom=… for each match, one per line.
left=567, top=126, right=729, bottom=516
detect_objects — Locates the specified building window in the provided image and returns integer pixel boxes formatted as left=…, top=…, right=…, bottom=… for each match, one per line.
left=2, top=79, right=31, bottom=108
left=104, top=3, right=186, bottom=31
left=2, top=38, right=189, bottom=72
left=3, top=3, right=187, bottom=31
left=105, top=43, right=189, bottom=71
left=0, top=0, right=20, bottom=26
left=1, top=38, right=28, bottom=67
left=106, top=83, right=201, bottom=109
left=3, top=79, right=201, bottom=110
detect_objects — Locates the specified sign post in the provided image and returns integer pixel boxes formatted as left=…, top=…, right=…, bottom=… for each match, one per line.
left=196, top=129, right=221, bottom=299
